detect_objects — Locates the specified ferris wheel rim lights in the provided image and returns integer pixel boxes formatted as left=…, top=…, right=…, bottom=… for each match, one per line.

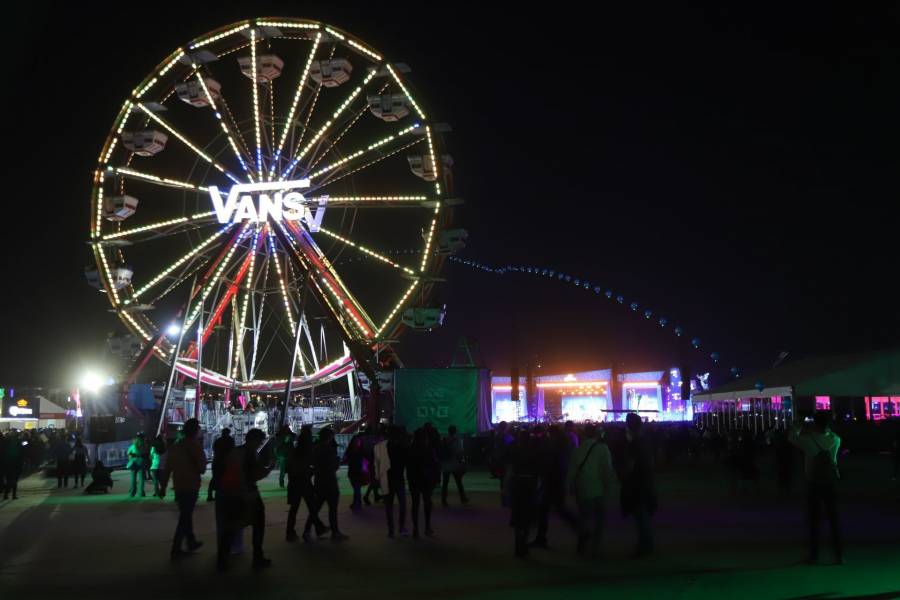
left=90, top=17, right=450, bottom=390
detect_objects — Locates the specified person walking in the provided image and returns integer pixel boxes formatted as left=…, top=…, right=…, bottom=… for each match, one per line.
left=566, top=423, right=615, bottom=556
left=306, top=427, right=349, bottom=541
left=150, top=434, right=168, bottom=498
left=126, top=434, right=147, bottom=498
left=276, top=426, right=295, bottom=489
left=286, top=426, right=329, bottom=542
left=407, top=428, right=441, bottom=538
left=165, top=419, right=206, bottom=560
left=380, top=426, right=409, bottom=538
left=70, top=436, right=89, bottom=489
left=216, top=428, right=274, bottom=570
left=621, top=413, right=656, bottom=558
left=440, top=425, right=469, bottom=507
left=790, top=412, right=843, bottom=565
left=207, top=428, right=235, bottom=502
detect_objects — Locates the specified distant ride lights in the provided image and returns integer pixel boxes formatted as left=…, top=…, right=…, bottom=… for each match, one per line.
left=87, top=18, right=457, bottom=398
left=448, top=256, right=740, bottom=382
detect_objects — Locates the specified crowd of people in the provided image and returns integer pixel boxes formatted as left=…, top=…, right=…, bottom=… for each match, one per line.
left=1, top=410, right=853, bottom=568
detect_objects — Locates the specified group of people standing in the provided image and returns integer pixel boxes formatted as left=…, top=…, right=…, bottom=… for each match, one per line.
left=493, top=413, right=654, bottom=559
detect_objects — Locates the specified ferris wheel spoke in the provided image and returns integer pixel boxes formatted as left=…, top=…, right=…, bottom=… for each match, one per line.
left=323, top=196, right=433, bottom=208
left=267, top=229, right=296, bottom=331
left=102, top=212, right=217, bottom=242
left=189, top=68, right=255, bottom=180
left=314, top=227, right=415, bottom=275
left=306, top=136, right=424, bottom=194
left=182, top=224, right=253, bottom=334
left=132, top=102, right=242, bottom=184
left=305, top=123, right=420, bottom=182
left=276, top=220, right=376, bottom=340
left=376, top=279, right=421, bottom=337
left=279, top=67, right=379, bottom=181
left=232, top=227, right=264, bottom=378
left=106, top=166, right=211, bottom=192
left=269, top=31, right=323, bottom=179
left=128, top=225, right=236, bottom=301
left=248, top=29, right=266, bottom=179
left=306, top=81, right=389, bottom=172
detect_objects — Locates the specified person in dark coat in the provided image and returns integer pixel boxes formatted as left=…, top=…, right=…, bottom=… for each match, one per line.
left=207, top=428, right=235, bottom=502
left=3, top=431, right=25, bottom=500
left=305, top=427, right=349, bottom=541
left=343, top=433, right=368, bottom=512
left=84, top=460, right=114, bottom=494
left=532, top=426, right=578, bottom=549
left=407, top=428, right=441, bottom=538
left=382, top=426, right=410, bottom=537
left=508, top=429, right=542, bottom=558
left=621, top=413, right=656, bottom=557
left=216, top=428, right=274, bottom=570
left=286, top=426, right=328, bottom=542
left=70, top=437, right=89, bottom=488
left=54, top=436, right=71, bottom=488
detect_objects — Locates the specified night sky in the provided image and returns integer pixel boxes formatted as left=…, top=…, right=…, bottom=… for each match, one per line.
left=4, top=3, right=900, bottom=386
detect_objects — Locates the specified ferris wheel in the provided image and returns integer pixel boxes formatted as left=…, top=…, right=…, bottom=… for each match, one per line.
left=87, top=18, right=462, bottom=399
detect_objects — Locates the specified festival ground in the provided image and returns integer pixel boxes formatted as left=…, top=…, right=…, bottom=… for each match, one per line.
left=1, top=455, right=899, bottom=599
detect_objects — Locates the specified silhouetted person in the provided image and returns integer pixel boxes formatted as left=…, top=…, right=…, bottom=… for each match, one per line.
left=275, top=425, right=294, bottom=488
left=892, top=427, right=900, bottom=481
left=621, top=413, right=656, bottom=557
left=286, top=426, right=328, bottom=542
left=440, top=425, right=468, bottom=507
left=0, top=432, right=7, bottom=497
left=567, top=423, right=615, bottom=556
left=380, top=426, right=409, bottom=538
left=84, top=459, right=114, bottom=494
left=166, top=418, right=206, bottom=560
left=533, top=426, right=578, bottom=549
left=54, top=436, right=71, bottom=488
left=207, top=428, right=234, bottom=502
left=790, top=412, right=843, bottom=565
left=70, top=437, right=88, bottom=488
left=217, top=428, right=274, bottom=570
left=774, top=429, right=795, bottom=496
left=343, top=433, right=367, bottom=512
left=3, top=432, right=24, bottom=499
left=306, top=426, right=349, bottom=541
left=408, top=428, right=441, bottom=538
left=508, top=430, right=541, bottom=558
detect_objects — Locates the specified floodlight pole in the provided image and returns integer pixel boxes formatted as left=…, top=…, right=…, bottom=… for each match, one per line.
left=156, top=274, right=197, bottom=437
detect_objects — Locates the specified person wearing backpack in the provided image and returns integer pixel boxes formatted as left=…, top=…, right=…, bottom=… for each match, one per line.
left=566, top=423, right=615, bottom=556
left=789, top=411, right=843, bottom=565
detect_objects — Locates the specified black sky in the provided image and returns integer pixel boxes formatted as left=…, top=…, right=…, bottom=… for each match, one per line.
left=3, top=3, right=900, bottom=386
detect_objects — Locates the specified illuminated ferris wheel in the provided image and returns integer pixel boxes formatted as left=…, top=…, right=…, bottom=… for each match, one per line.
left=87, top=18, right=461, bottom=398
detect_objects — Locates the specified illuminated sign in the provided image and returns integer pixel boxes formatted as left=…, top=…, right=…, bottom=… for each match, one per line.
left=3, top=397, right=34, bottom=418
left=208, top=179, right=327, bottom=230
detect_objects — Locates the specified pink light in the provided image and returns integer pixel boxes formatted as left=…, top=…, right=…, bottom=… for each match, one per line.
left=537, top=380, right=608, bottom=389
left=815, top=396, right=831, bottom=410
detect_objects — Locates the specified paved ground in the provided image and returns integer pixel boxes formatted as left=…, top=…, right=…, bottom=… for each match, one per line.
left=1, top=453, right=899, bottom=599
